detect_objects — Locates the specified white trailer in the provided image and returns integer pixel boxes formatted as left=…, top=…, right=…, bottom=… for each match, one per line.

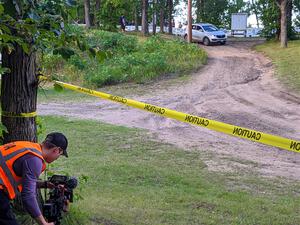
left=231, top=13, right=248, bottom=36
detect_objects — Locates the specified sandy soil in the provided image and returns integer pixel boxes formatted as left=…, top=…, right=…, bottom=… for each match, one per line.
left=38, top=41, right=300, bottom=180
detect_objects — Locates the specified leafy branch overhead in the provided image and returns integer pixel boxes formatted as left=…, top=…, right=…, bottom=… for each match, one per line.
left=0, top=0, right=104, bottom=61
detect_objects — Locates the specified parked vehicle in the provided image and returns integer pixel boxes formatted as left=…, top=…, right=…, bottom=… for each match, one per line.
left=184, top=23, right=227, bottom=45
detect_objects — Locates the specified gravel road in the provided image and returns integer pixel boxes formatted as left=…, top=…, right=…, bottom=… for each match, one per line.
left=38, top=41, right=300, bottom=180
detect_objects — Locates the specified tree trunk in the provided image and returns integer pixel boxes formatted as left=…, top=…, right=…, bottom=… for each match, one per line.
left=142, top=0, right=149, bottom=35
left=95, top=0, right=101, bottom=11
left=84, top=0, right=91, bottom=28
left=153, top=0, right=157, bottom=35
left=286, top=0, right=293, bottom=38
left=168, top=0, right=173, bottom=34
left=251, top=0, right=260, bottom=28
left=187, top=0, right=192, bottom=43
left=95, top=0, right=101, bottom=27
left=135, top=5, right=139, bottom=31
left=1, top=45, right=37, bottom=143
left=196, top=0, right=204, bottom=22
left=276, top=10, right=281, bottom=40
left=278, top=0, right=289, bottom=47
left=159, top=3, right=164, bottom=33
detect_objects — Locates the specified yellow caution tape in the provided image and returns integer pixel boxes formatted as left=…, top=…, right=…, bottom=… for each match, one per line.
left=40, top=76, right=300, bottom=153
left=1, top=111, right=37, bottom=118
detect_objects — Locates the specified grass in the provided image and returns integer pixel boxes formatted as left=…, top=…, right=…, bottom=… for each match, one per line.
left=42, top=29, right=207, bottom=88
left=255, top=40, right=300, bottom=92
left=38, top=116, right=300, bottom=225
left=37, top=87, right=95, bottom=103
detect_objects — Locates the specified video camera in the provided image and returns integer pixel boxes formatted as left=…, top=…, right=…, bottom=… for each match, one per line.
left=42, top=175, right=78, bottom=225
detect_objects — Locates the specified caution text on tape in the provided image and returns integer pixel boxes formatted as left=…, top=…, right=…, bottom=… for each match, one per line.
left=43, top=78, right=300, bottom=153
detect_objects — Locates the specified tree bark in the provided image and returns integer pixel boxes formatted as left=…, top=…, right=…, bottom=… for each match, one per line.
left=196, top=0, right=204, bottom=23
left=95, top=0, right=101, bottom=27
left=251, top=0, right=260, bottom=28
left=142, top=0, right=149, bottom=35
left=286, top=0, right=293, bottom=38
left=277, top=0, right=289, bottom=47
left=84, top=0, right=91, bottom=28
left=95, top=0, right=101, bottom=11
left=1, top=45, right=37, bottom=143
left=159, top=3, right=165, bottom=33
left=153, top=0, right=157, bottom=35
left=187, top=0, right=192, bottom=43
left=168, top=0, right=173, bottom=34
left=135, top=5, right=139, bottom=31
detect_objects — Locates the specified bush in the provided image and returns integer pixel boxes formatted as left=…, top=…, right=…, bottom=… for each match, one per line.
left=41, top=30, right=207, bottom=87
left=85, top=35, right=206, bottom=87
left=86, top=30, right=138, bottom=54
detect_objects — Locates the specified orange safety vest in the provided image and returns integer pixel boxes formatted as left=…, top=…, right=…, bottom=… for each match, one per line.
left=0, top=141, right=46, bottom=199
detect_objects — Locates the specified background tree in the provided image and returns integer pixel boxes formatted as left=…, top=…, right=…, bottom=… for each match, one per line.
left=276, top=0, right=291, bottom=47
left=256, top=0, right=280, bottom=37
left=250, top=0, right=260, bottom=27
left=195, top=0, right=229, bottom=27
left=0, top=0, right=81, bottom=143
left=167, top=0, right=173, bottom=34
left=142, top=0, right=149, bottom=35
left=84, top=0, right=92, bottom=27
left=95, top=0, right=101, bottom=26
left=294, top=0, right=300, bottom=27
left=159, top=0, right=166, bottom=33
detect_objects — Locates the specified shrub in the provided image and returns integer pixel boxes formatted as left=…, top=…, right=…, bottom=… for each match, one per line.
left=86, top=30, right=138, bottom=54
left=41, top=30, right=207, bottom=87
left=85, top=35, right=206, bottom=87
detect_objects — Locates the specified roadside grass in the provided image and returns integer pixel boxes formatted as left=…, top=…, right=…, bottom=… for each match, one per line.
left=42, top=28, right=207, bottom=88
left=37, top=87, right=95, bottom=103
left=255, top=40, right=300, bottom=92
left=40, top=116, right=300, bottom=225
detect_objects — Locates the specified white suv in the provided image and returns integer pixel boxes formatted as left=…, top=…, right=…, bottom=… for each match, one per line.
left=184, top=23, right=227, bottom=45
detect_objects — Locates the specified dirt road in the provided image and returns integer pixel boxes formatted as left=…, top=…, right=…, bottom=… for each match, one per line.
left=38, top=41, right=300, bottom=180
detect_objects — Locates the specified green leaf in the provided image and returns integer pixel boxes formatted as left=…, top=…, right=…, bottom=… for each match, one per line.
left=20, top=42, right=30, bottom=54
left=0, top=123, right=8, bottom=134
left=0, top=67, right=11, bottom=74
left=0, top=4, right=4, bottom=14
left=53, top=83, right=64, bottom=92
left=0, top=24, right=12, bottom=34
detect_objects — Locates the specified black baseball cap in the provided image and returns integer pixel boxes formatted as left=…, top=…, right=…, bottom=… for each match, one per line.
left=44, top=132, right=68, bottom=157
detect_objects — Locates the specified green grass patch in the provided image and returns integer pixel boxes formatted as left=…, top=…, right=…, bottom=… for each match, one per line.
left=39, top=116, right=300, bottom=225
left=255, top=40, right=300, bottom=92
left=42, top=29, right=207, bottom=88
left=38, top=87, right=95, bottom=103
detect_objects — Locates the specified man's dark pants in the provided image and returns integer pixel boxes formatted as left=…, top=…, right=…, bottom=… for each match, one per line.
left=0, top=190, right=20, bottom=225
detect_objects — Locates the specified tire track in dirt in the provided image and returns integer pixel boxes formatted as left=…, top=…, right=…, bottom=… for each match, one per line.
left=38, top=41, right=300, bottom=180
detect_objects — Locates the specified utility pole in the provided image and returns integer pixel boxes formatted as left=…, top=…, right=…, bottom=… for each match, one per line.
left=187, top=0, right=192, bottom=42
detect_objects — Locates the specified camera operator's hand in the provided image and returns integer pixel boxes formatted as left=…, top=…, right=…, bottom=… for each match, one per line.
left=37, top=180, right=55, bottom=189
left=46, top=181, right=55, bottom=189
left=35, top=215, right=55, bottom=225
left=63, top=199, right=70, bottom=212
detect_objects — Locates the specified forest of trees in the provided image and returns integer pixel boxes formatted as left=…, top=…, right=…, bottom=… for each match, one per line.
left=79, top=0, right=300, bottom=38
